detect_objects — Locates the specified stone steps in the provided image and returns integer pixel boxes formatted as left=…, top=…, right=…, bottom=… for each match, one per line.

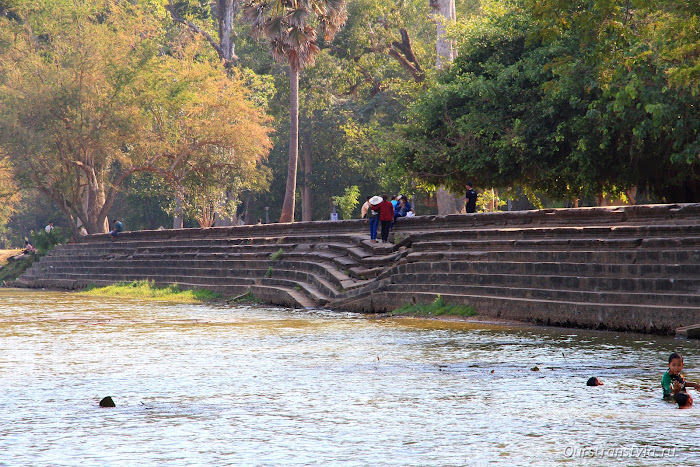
left=45, top=239, right=402, bottom=274
left=381, top=283, right=700, bottom=307
left=404, top=249, right=699, bottom=265
left=335, top=290, right=699, bottom=334
left=17, top=203, right=700, bottom=334
left=409, top=223, right=700, bottom=240
left=410, top=236, right=700, bottom=252
left=18, top=273, right=322, bottom=308
left=25, top=257, right=369, bottom=291
left=386, top=270, right=699, bottom=294
left=394, top=260, right=700, bottom=279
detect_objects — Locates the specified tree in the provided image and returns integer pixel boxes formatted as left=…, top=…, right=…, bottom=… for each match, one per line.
left=332, top=185, right=360, bottom=219
left=242, top=0, right=348, bottom=223
left=0, top=156, right=20, bottom=245
left=393, top=0, right=700, bottom=203
left=431, top=0, right=461, bottom=215
left=0, top=0, right=273, bottom=236
left=166, top=0, right=239, bottom=63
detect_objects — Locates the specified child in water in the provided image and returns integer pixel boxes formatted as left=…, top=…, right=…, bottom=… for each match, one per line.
left=674, top=391, right=693, bottom=409
left=662, top=352, right=700, bottom=399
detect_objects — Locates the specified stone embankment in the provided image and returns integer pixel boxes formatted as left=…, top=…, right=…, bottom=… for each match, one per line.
left=16, top=204, right=700, bottom=334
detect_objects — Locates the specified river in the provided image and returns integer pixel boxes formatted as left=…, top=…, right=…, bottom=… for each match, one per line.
left=1, top=288, right=699, bottom=466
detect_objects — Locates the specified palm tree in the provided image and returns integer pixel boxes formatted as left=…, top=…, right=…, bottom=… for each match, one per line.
left=243, top=0, right=347, bottom=223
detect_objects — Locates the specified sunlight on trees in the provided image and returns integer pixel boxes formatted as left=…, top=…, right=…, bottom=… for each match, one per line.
left=0, top=0, right=272, bottom=235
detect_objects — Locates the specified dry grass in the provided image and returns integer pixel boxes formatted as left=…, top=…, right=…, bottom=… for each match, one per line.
left=0, top=249, right=22, bottom=266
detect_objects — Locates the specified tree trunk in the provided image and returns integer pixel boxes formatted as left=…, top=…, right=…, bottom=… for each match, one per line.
left=435, top=186, right=463, bottom=215
left=217, top=0, right=235, bottom=61
left=214, top=189, right=236, bottom=226
left=432, top=0, right=459, bottom=215
left=86, top=179, right=109, bottom=233
left=302, top=131, right=312, bottom=222
left=174, top=196, right=184, bottom=229
left=432, top=0, right=456, bottom=69
left=280, top=67, right=299, bottom=223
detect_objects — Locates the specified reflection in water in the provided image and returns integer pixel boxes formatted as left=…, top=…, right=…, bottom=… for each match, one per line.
left=1, top=288, right=699, bottom=466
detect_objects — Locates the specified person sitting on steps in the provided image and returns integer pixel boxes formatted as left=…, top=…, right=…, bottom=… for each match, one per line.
left=110, top=219, right=124, bottom=241
left=393, top=195, right=415, bottom=220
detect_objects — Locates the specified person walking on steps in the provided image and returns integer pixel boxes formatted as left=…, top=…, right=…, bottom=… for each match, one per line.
left=371, top=194, right=394, bottom=243
left=367, top=195, right=382, bottom=243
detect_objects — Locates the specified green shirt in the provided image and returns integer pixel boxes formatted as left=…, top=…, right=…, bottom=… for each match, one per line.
left=661, top=370, right=685, bottom=397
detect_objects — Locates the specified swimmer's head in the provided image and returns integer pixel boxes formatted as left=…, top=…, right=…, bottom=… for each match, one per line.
left=586, top=377, right=603, bottom=386
left=669, top=352, right=684, bottom=375
left=674, top=391, right=693, bottom=409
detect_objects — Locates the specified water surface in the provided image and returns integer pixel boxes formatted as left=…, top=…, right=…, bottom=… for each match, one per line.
left=1, top=288, right=699, bottom=466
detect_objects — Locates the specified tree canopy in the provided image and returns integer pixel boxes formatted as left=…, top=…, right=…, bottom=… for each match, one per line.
left=392, top=0, right=700, bottom=202
left=0, top=0, right=697, bottom=246
left=0, top=0, right=272, bottom=235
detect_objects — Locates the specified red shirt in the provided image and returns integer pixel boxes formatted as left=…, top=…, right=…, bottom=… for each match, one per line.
left=372, top=200, right=394, bottom=221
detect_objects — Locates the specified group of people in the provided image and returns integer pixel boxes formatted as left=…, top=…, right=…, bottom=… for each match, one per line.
left=361, top=194, right=415, bottom=243
left=359, top=183, right=479, bottom=244
left=662, top=352, right=698, bottom=409
left=40, top=219, right=124, bottom=243
left=581, top=352, right=697, bottom=410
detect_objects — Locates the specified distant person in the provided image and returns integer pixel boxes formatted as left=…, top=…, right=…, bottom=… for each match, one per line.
left=675, top=391, right=693, bottom=409
left=391, top=195, right=398, bottom=209
left=662, top=352, right=700, bottom=399
left=465, top=182, right=477, bottom=213
left=79, top=225, right=88, bottom=236
left=257, top=219, right=263, bottom=225
left=45, top=221, right=54, bottom=233
left=110, top=219, right=124, bottom=241
left=23, top=240, right=36, bottom=254
left=371, top=194, right=394, bottom=243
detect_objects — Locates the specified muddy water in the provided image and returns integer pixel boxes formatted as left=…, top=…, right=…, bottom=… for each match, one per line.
left=1, top=288, right=699, bottom=466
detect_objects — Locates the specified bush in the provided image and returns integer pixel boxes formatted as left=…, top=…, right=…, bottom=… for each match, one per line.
left=30, top=227, right=68, bottom=254
left=269, top=248, right=284, bottom=261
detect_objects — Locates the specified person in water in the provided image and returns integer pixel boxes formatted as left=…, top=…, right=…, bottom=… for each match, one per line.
left=662, top=352, right=700, bottom=399
left=586, top=377, right=603, bottom=386
left=674, top=391, right=693, bottom=409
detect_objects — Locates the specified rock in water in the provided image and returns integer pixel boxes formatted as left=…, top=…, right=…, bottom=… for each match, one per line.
left=99, top=396, right=116, bottom=407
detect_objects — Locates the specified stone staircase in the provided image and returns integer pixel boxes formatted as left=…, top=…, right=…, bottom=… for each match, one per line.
left=17, top=227, right=405, bottom=309
left=15, top=203, right=700, bottom=334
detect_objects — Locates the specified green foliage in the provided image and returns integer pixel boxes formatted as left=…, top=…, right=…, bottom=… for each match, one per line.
left=110, top=173, right=174, bottom=231
left=332, top=185, right=361, bottom=219
left=265, top=266, right=274, bottom=277
left=476, top=189, right=507, bottom=213
left=0, top=0, right=272, bottom=234
left=391, top=295, right=476, bottom=317
left=269, top=248, right=285, bottom=261
left=80, top=280, right=222, bottom=303
left=394, top=0, right=700, bottom=203
left=29, top=228, right=67, bottom=255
